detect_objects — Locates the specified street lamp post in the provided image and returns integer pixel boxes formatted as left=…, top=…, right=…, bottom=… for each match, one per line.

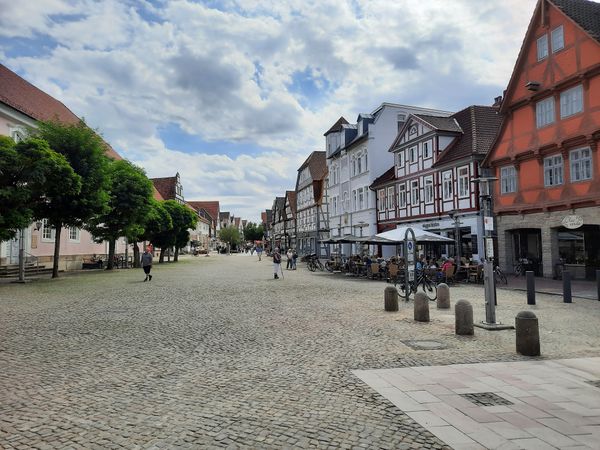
left=448, top=210, right=462, bottom=263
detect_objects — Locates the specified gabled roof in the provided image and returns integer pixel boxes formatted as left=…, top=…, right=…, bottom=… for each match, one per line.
left=0, top=63, right=121, bottom=160
left=152, top=187, right=164, bottom=201
left=298, top=151, right=327, bottom=182
left=220, top=211, right=230, bottom=221
left=285, top=190, right=297, bottom=217
left=323, top=116, right=349, bottom=136
left=187, top=201, right=219, bottom=224
left=369, top=166, right=396, bottom=190
left=413, top=114, right=463, bottom=133
left=434, top=105, right=503, bottom=167
left=551, top=0, right=600, bottom=43
left=151, top=175, right=179, bottom=201
left=234, top=217, right=241, bottom=227
left=197, top=207, right=214, bottom=224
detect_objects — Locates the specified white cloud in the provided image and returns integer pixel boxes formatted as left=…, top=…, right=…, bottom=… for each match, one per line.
left=2, top=0, right=538, bottom=221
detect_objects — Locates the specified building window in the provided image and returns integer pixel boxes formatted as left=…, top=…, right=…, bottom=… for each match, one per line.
left=332, top=196, right=338, bottom=216
left=560, top=85, right=583, bottom=118
left=410, top=180, right=419, bottom=204
left=500, top=166, right=517, bottom=194
left=409, top=146, right=417, bottom=163
left=458, top=167, right=469, bottom=198
left=358, top=188, right=364, bottom=210
left=551, top=25, right=564, bottom=52
left=423, top=141, right=431, bottom=159
left=69, top=227, right=80, bottom=242
left=424, top=177, right=433, bottom=204
left=398, top=184, right=406, bottom=208
left=544, top=155, right=564, bottom=187
left=387, top=186, right=395, bottom=210
left=442, top=171, right=453, bottom=200
left=352, top=190, right=357, bottom=210
left=536, top=97, right=555, bottom=128
left=363, top=186, right=369, bottom=208
left=378, top=189, right=386, bottom=211
left=41, top=219, right=55, bottom=241
left=537, top=34, right=548, bottom=61
left=397, top=152, right=405, bottom=167
left=570, top=147, right=592, bottom=182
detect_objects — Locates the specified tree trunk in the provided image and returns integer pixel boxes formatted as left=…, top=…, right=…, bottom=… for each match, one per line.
left=52, top=224, right=62, bottom=278
left=159, top=248, right=165, bottom=263
left=132, top=242, right=140, bottom=268
left=174, top=247, right=179, bottom=262
left=106, top=239, right=116, bottom=270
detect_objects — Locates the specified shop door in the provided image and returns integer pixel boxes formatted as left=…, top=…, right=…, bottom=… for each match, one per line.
left=512, top=229, right=542, bottom=275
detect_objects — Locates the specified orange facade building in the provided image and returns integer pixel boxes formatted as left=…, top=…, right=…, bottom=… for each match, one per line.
left=485, top=0, right=600, bottom=279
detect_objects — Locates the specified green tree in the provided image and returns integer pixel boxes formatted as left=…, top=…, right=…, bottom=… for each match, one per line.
left=0, top=136, right=80, bottom=241
left=219, top=226, right=241, bottom=253
left=243, top=222, right=265, bottom=242
left=164, top=201, right=198, bottom=262
left=88, top=159, right=154, bottom=270
left=33, top=120, right=110, bottom=278
left=132, top=199, right=173, bottom=266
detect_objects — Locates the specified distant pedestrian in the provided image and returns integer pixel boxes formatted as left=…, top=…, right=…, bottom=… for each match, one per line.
left=256, top=245, right=263, bottom=261
left=273, top=247, right=282, bottom=279
left=141, top=246, right=153, bottom=282
left=286, top=248, right=293, bottom=270
left=292, top=248, right=298, bottom=270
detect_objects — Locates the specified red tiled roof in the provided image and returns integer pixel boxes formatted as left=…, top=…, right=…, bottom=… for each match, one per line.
left=298, top=151, right=327, bottom=181
left=151, top=176, right=177, bottom=201
left=234, top=217, right=241, bottom=227
left=152, top=187, right=164, bottom=201
left=286, top=190, right=297, bottom=216
left=187, top=201, right=219, bottom=224
left=323, top=116, right=349, bottom=136
left=261, top=211, right=267, bottom=223
left=0, top=63, right=121, bottom=160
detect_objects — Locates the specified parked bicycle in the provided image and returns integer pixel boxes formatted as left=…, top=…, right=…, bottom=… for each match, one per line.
left=494, top=265, right=508, bottom=284
left=514, top=258, right=529, bottom=277
left=395, top=269, right=437, bottom=301
left=306, top=254, right=325, bottom=272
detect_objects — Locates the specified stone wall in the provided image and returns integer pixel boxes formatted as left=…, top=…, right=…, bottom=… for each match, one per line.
left=497, top=205, right=600, bottom=278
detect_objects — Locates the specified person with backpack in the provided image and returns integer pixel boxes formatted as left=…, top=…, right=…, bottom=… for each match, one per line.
left=273, top=247, right=282, bottom=279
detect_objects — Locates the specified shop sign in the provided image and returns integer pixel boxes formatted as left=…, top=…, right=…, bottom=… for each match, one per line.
left=422, top=222, right=439, bottom=230
left=485, top=237, right=494, bottom=258
left=483, top=216, right=494, bottom=231
left=562, top=215, right=583, bottom=229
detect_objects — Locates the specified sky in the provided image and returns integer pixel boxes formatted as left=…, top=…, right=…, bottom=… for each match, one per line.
left=0, top=0, right=539, bottom=222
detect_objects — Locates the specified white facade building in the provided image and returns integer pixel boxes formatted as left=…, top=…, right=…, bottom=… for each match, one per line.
left=325, top=103, right=451, bottom=256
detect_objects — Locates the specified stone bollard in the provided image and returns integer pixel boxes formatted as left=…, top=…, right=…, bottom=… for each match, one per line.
left=414, top=292, right=430, bottom=322
left=455, top=300, right=474, bottom=335
left=384, top=286, right=399, bottom=312
left=436, top=283, right=450, bottom=309
left=515, top=311, right=540, bottom=356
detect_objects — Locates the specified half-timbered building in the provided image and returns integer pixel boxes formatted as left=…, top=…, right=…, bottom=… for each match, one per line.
left=373, top=105, right=502, bottom=259
left=283, top=190, right=297, bottom=251
left=295, top=151, right=328, bottom=256
left=270, top=197, right=286, bottom=250
left=484, top=0, right=600, bottom=279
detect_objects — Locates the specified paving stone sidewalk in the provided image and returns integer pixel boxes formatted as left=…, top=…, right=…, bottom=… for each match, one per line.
left=1, top=253, right=599, bottom=449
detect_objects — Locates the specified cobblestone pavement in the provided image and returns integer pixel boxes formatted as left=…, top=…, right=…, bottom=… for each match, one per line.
left=1, top=254, right=599, bottom=449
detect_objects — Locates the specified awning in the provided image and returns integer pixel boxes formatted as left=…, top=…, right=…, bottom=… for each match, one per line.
left=375, top=226, right=454, bottom=243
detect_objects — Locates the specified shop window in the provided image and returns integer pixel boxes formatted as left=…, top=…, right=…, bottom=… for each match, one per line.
left=570, top=147, right=592, bottom=182
left=558, top=230, right=584, bottom=264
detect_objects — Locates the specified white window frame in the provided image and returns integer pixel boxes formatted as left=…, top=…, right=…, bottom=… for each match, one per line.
left=544, top=154, right=564, bottom=187
left=409, top=146, right=417, bottom=163
left=458, top=166, right=469, bottom=198
left=358, top=187, right=364, bottom=210
left=570, top=147, right=593, bottom=182
left=423, top=140, right=431, bottom=159
left=352, top=189, right=357, bottom=211
left=397, top=151, right=405, bottom=168
left=536, top=97, right=555, bottom=128
left=378, top=189, right=386, bottom=211
left=551, top=25, right=564, bottom=53
left=424, top=177, right=434, bottom=204
left=442, top=171, right=453, bottom=201
left=363, top=186, right=369, bottom=209
left=398, top=184, right=406, bottom=208
left=68, top=227, right=80, bottom=242
left=387, top=186, right=395, bottom=210
left=560, top=85, right=583, bottom=119
left=537, top=34, right=548, bottom=61
left=410, top=180, right=419, bottom=204
left=500, top=166, right=517, bottom=194
left=332, top=196, right=338, bottom=216
left=41, top=219, right=55, bottom=242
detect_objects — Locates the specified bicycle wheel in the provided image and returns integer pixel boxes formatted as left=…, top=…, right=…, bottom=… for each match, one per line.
left=307, top=260, right=316, bottom=272
left=418, top=278, right=437, bottom=301
left=495, top=268, right=507, bottom=285
left=325, top=261, right=333, bottom=273
left=396, top=282, right=410, bottom=300
left=316, top=260, right=325, bottom=271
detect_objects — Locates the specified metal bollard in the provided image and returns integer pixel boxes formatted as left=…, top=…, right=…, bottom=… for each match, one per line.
left=563, top=271, right=572, bottom=303
left=526, top=271, right=535, bottom=305
left=596, top=270, right=600, bottom=302
left=515, top=311, right=540, bottom=356
left=455, top=300, right=474, bottom=335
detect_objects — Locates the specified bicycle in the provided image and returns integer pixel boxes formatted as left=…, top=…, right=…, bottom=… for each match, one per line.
left=494, top=265, right=508, bottom=284
left=395, top=269, right=437, bottom=301
left=306, top=254, right=324, bottom=272
left=514, top=258, right=529, bottom=277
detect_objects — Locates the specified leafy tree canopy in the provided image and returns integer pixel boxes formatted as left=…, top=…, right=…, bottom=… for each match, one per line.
left=219, top=226, right=241, bottom=247
left=243, top=222, right=264, bottom=242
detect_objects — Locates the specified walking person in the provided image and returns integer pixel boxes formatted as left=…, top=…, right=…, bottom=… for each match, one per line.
left=286, top=248, right=293, bottom=270
left=141, top=246, right=153, bottom=281
left=256, top=245, right=263, bottom=261
left=292, top=248, right=298, bottom=270
left=273, top=247, right=282, bottom=279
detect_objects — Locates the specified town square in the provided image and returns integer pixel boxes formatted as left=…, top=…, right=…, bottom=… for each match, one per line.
left=2, top=0, right=600, bottom=448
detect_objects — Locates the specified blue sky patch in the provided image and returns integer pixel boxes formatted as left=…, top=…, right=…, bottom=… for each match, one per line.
left=287, top=67, right=332, bottom=110
left=158, top=122, right=267, bottom=157
left=0, top=34, right=58, bottom=59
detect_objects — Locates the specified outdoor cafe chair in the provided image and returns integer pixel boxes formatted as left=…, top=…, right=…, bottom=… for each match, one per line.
left=443, top=265, right=456, bottom=284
